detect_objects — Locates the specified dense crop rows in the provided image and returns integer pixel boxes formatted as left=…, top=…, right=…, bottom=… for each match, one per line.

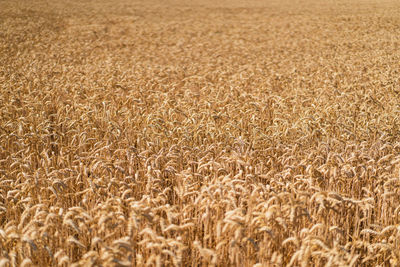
left=2, top=0, right=400, bottom=265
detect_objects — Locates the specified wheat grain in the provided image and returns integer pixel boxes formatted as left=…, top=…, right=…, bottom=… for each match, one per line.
left=2, top=0, right=400, bottom=265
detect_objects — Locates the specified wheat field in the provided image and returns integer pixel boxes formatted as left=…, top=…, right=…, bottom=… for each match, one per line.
left=1, top=0, right=400, bottom=266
